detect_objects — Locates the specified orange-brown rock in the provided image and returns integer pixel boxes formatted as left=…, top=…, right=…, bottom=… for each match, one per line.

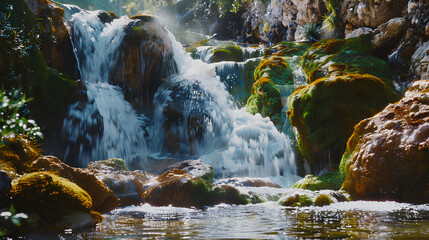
left=143, top=169, right=249, bottom=208
left=32, top=156, right=119, bottom=213
left=342, top=80, right=429, bottom=203
left=88, top=160, right=155, bottom=207
left=112, top=16, right=176, bottom=107
left=25, top=0, right=79, bottom=79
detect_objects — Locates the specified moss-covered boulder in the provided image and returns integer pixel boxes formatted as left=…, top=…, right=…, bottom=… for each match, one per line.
left=111, top=16, right=176, bottom=107
left=300, top=36, right=390, bottom=83
left=287, top=74, right=400, bottom=171
left=341, top=80, right=429, bottom=203
left=246, top=77, right=283, bottom=126
left=246, top=42, right=310, bottom=127
left=280, top=189, right=348, bottom=207
left=212, top=44, right=244, bottom=62
left=9, top=172, right=102, bottom=229
left=143, top=169, right=249, bottom=208
left=0, top=136, right=40, bottom=177
left=32, top=156, right=120, bottom=213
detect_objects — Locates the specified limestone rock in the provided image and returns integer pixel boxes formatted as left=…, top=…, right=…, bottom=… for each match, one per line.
left=32, top=156, right=119, bottom=213
left=411, top=41, right=429, bottom=80
left=216, top=177, right=281, bottom=188
left=342, top=80, right=429, bottom=203
left=346, top=27, right=374, bottom=39
left=371, top=18, right=407, bottom=57
left=341, top=0, right=408, bottom=29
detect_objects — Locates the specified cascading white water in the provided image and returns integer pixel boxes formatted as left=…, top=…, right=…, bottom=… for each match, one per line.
left=62, top=9, right=147, bottom=168
left=150, top=32, right=298, bottom=186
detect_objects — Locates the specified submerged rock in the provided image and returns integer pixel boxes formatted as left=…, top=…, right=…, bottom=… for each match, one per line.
left=9, top=172, right=101, bottom=230
left=287, top=74, right=400, bottom=172
left=32, top=156, right=119, bottom=213
left=341, top=80, right=429, bottom=203
left=280, top=189, right=349, bottom=207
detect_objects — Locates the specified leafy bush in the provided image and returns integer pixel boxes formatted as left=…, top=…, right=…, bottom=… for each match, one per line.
left=0, top=90, right=42, bottom=140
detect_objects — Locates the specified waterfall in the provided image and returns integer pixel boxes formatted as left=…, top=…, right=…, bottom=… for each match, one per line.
left=60, top=6, right=297, bottom=185
left=62, top=9, right=147, bottom=168
left=151, top=32, right=297, bottom=186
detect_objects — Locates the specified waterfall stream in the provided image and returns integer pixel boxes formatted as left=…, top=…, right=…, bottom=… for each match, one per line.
left=61, top=7, right=297, bottom=186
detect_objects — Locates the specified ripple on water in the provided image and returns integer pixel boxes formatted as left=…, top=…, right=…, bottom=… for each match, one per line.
left=61, top=201, right=429, bottom=239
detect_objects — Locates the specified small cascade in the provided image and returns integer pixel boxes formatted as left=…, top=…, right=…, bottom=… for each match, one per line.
left=149, top=32, right=297, bottom=185
left=62, top=9, right=147, bottom=168
left=213, top=60, right=259, bottom=105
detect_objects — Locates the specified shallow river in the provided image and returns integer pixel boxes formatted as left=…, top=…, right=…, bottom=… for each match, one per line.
left=44, top=200, right=429, bottom=239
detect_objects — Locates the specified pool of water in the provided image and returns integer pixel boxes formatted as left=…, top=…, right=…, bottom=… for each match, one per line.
left=57, top=201, right=429, bottom=239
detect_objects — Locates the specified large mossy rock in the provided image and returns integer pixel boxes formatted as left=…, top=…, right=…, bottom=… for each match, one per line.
left=212, top=44, right=244, bottom=62
left=341, top=80, right=429, bottom=203
left=111, top=15, right=176, bottom=107
left=32, top=156, right=119, bottom=213
left=300, top=36, right=391, bottom=83
left=287, top=74, right=400, bottom=171
left=143, top=169, right=249, bottom=208
left=0, top=136, right=40, bottom=178
left=246, top=42, right=310, bottom=127
left=9, top=172, right=102, bottom=229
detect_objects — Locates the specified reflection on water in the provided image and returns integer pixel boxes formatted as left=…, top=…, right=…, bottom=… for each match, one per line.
left=63, top=202, right=429, bottom=239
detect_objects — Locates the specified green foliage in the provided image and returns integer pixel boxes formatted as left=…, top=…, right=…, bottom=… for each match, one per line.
left=0, top=90, right=42, bottom=140
left=0, top=205, right=28, bottom=237
left=301, top=22, right=321, bottom=42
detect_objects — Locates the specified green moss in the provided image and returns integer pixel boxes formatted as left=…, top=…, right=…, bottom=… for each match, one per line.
left=212, top=45, right=244, bottom=62
left=185, top=39, right=210, bottom=58
left=314, top=194, right=334, bottom=206
left=287, top=74, right=400, bottom=166
left=10, top=172, right=100, bottom=225
left=293, top=169, right=344, bottom=191
left=300, top=36, right=389, bottom=83
left=264, top=42, right=311, bottom=58
left=282, top=194, right=313, bottom=207
left=87, top=158, right=129, bottom=171
left=201, top=169, right=214, bottom=182
left=0, top=136, right=40, bottom=174
left=246, top=77, right=283, bottom=126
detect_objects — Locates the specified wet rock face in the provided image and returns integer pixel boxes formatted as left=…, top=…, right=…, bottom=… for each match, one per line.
left=88, top=159, right=155, bottom=207
left=143, top=169, right=249, bottom=208
left=342, top=80, right=429, bottom=203
left=341, top=0, right=408, bottom=30
left=112, top=16, right=176, bottom=108
left=411, top=41, right=429, bottom=80
left=25, top=0, right=80, bottom=79
left=371, top=17, right=407, bottom=57
left=32, top=156, right=119, bottom=213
